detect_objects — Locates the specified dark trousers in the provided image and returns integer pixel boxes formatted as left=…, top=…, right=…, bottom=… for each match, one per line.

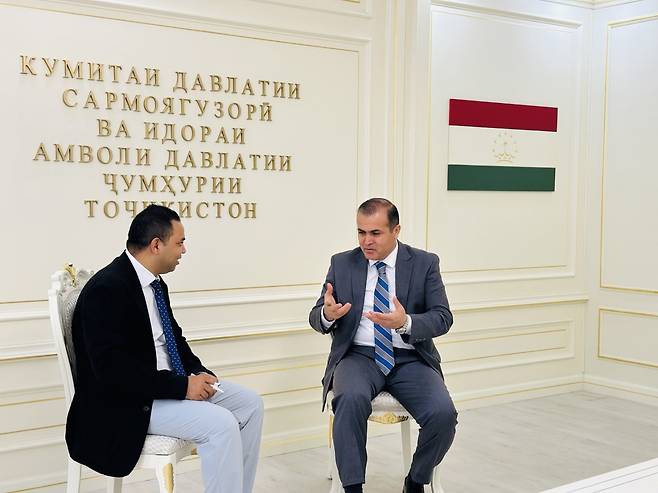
left=331, top=345, right=457, bottom=487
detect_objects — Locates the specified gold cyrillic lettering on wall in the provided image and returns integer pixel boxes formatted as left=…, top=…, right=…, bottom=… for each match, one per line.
left=24, top=56, right=303, bottom=220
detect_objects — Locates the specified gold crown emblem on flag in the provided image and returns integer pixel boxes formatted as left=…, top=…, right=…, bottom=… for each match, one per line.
left=492, top=131, right=518, bottom=163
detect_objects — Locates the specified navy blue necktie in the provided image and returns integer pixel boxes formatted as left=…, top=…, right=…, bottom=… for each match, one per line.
left=373, top=261, right=394, bottom=375
left=150, top=279, right=186, bottom=376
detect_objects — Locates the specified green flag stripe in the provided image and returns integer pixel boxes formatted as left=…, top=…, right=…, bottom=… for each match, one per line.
left=447, top=164, right=555, bottom=191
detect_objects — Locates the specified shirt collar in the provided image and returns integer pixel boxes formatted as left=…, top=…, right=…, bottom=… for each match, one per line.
left=125, top=249, right=158, bottom=288
left=368, top=241, right=398, bottom=269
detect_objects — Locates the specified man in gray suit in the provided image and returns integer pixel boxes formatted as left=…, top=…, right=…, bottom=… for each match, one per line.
left=309, top=198, right=457, bottom=493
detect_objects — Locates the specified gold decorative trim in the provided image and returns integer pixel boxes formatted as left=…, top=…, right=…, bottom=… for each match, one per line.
left=0, top=423, right=63, bottom=437
left=445, top=346, right=566, bottom=364
left=608, top=12, right=658, bottom=29
left=0, top=327, right=317, bottom=362
left=163, top=463, right=174, bottom=493
left=260, top=385, right=322, bottom=397
left=451, top=294, right=587, bottom=312
left=171, top=282, right=318, bottom=296
left=454, top=380, right=582, bottom=404
left=63, top=263, right=77, bottom=286
left=191, top=327, right=310, bottom=343
left=597, top=308, right=658, bottom=369
left=7, top=481, right=67, bottom=492
left=584, top=379, right=658, bottom=401
left=368, top=413, right=409, bottom=425
left=0, top=353, right=55, bottom=363
left=430, top=1, right=583, bottom=29
left=440, top=327, right=567, bottom=345
left=442, top=263, right=567, bottom=274
left=599, top=16, right=658, bottom=295
left=0, top=282, right=320, bottom=305
left=0, top=396, right=62, bottom=409
left=224, top=363, right=324, bottom=379
left=600, top=283, right=658, bottom=295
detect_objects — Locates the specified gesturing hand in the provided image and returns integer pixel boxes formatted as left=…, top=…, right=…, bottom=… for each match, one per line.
left=365, top=296, right=407, bottom=329
left=323, top=282, right=352, bottom=321
left=186, top=373, right=218, bottom=401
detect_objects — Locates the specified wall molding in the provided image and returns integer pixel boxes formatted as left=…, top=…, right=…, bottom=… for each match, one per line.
left=446, top=269, right=578, bottom=285
left=0, top=294, right=587, bottom=361
left=452, top=374, right=584, bottom=408
left=585, top=375, right=658, bottom=407
left=445, top=318, right=574, bottom=338
left=597, top=307, right=658, bottom=369
left=0, top=319, right=315, bottom=361
left=452, top=293, right=588, bottom=312
left=599, top=14, right=658, bottom=295
left=541, top=0, right=644, bottom=8
left=251, top=0, right=372, bottom=19
left=431, top=0, right=583, bottom=29
left=446, top=347, right=575, bottom=376
left=3, top=0, right=374, bottom=46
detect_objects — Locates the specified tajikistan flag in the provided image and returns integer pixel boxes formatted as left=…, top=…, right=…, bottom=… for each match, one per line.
left=447, top=99, right=557, bottom=191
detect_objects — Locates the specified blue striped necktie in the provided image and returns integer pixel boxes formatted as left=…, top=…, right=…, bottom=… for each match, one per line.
left=373, top=261, right=395, bottom=375
left=150, top=279, right=186, bottom=376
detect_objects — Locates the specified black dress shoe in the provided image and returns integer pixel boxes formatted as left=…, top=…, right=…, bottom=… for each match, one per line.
left=402, top=475, right=425, bottom=493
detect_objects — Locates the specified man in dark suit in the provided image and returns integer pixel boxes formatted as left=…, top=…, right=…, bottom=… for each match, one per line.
left=67, top=205, right=263, bottom=493
left=309, top=198, right=457, bottom=493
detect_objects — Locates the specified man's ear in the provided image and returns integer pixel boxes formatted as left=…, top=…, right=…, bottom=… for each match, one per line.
left=148, top=237, right=160, bottom=254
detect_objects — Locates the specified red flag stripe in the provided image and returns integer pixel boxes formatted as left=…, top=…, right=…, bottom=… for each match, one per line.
left=449, top=99, right=558, bottom=132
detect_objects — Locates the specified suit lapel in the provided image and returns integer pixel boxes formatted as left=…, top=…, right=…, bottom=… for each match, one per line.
left=395, top=242, right=413, bottom=308
left=350, top=250, right=368, bottom=330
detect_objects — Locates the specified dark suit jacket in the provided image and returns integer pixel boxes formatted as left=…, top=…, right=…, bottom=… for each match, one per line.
left=309, top=242, right=453, bottom=408
left=65, top=252, right=212, bottom=477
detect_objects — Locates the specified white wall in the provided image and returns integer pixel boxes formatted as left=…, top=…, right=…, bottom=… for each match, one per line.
left=1, top=0, right=657, bottom=491
left=583, top=0, right=658, bottom=404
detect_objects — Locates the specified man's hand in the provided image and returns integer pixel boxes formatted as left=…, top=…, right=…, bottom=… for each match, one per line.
left=186, top=373, right=218, bottom=401
left=323, top=282, right=352, bottom=321
left=365, top=296, right=407, bottom=329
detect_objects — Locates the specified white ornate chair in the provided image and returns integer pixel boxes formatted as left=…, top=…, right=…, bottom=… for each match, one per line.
left=48, top=264, right=196, bottom=493
left=327, top=390, right=444, bottom=493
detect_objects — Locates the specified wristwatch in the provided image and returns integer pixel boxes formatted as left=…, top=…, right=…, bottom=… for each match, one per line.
left=395, top=315, right=410, bottom=334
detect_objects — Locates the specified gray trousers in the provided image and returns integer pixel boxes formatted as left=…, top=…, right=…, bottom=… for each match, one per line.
left=331, top=346, right=457, bottom=487
left=148, top=380, right=263, bottom=493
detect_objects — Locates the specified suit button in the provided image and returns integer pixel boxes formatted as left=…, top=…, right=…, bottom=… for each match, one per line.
left=143, top=405, right=150, bottom=412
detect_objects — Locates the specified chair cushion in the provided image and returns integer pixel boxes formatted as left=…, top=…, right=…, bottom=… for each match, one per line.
left=327, top=390, right=411, bottom=419
left=371, top=391, right=409, bottom=415
left=142, top=434, right=195, bottom=455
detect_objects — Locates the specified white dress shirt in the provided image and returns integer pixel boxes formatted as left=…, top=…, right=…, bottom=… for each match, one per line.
left=125, top=249, right=173, bottom=371
left=323, top=242, right=414, bottom=350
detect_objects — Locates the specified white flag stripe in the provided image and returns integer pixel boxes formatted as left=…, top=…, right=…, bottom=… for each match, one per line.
left=448, top=126, right=557, bottom=168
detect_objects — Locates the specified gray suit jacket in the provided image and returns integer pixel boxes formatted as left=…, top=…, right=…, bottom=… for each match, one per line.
left=309, top=242, right=453, bottom=408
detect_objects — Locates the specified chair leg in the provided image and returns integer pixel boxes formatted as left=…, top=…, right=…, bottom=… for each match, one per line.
left=107, top=477, right=122, bottom=493
left=327, top=415, right=334, bottom=479
left=155, top=461, right=176, bottom=493
left=65, top=457, right=81, bottom=493
left=400, top=419, right=412, bottom=475
left=430, top=465, right=445, bottom=493
left=329, top=438, right=342, bottom=493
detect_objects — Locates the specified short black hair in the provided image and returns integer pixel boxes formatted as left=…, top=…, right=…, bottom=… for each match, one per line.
left=357, top=198, right=399, bottom=230
left=126, top=205, right=181, bottom=252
